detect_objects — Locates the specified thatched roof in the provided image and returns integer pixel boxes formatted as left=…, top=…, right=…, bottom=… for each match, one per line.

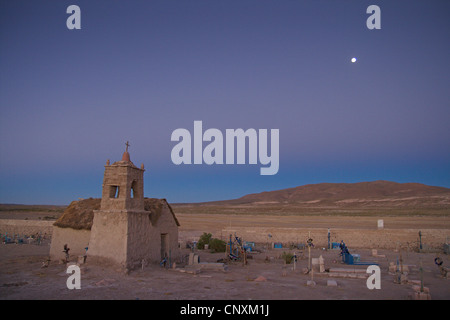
left=54, top=198, right=180, bottom=230
left=145, top=198, right=180, bottom=227
left=54, top=198, right=100, bottom=230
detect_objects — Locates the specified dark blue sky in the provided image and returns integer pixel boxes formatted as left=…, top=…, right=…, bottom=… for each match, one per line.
left=1, top=0, right=449, bottom=204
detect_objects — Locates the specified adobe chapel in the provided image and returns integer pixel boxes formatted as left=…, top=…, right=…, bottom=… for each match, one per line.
left=50, top=143, right=180, bottom=271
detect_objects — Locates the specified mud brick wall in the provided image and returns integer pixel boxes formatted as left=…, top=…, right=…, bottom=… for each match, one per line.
left=0, top=220, right=54, bottom=237
left=221, top=227, right=450, bottom=250
left=50, top=226, right=90, bottom=259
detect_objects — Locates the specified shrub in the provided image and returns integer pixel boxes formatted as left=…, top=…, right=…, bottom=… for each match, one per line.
left=209, top=238, right=226, bottom=253
left=281, top=251, right=293, bottom=264
left=197, top=232, right=226, bottom=252
left=197, top=232, right=212, bottom=250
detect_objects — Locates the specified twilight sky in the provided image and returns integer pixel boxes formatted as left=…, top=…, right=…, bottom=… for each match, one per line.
left=0, top=0, right=449, bottom=205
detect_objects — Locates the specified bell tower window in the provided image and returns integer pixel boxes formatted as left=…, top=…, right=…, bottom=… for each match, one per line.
left=131, top=181, right=138, bottom=198
left=109, top=186, right=120, bottom=198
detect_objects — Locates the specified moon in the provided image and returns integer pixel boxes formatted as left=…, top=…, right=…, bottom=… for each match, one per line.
left=351, top=57, right=357, bottom=63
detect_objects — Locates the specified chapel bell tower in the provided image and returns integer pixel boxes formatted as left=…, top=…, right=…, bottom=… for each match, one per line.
left=100, top=141, right=145, bottom=211
left=88, top=141, right=149, bottom=270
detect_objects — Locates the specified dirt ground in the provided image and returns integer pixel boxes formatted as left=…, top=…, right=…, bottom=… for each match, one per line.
left=1, top=210, right=449, bottom=301
left=0, top=238, right=448, bottom=300
left=175, top=213, right=450, bottom=234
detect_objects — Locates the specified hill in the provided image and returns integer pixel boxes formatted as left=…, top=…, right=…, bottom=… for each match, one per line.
left=189, top=180, right=450, bottom=209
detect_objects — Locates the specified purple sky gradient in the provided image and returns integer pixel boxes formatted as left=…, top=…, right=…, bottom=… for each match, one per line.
left=1, top=0, right=449, bottom=204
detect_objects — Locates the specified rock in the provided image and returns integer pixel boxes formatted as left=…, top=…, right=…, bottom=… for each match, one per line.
left=95, top=278, right=116, bottom=287
left=306, top=280, right=316, bottom=287
left=311, top=258, right=320, bottom=272
left=319, top=255, right=325, bottom=273
left=254, top=276, right=267, bottom=282
left=412, top=291, right=431, bottom=300
left=327, top=280, right=338, bottom=287
left=411, top=285, right=430, bottom=293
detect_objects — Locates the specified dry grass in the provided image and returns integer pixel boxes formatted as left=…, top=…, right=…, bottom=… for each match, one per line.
left=0, top=204, right=65, bottom=213
left=52, top=197, right=180, bottom=230
left=171, top=204, right=450, bottom=217
left=53, top=198, right=100, bottom=230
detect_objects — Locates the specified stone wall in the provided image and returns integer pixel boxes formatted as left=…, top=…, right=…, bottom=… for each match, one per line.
left=88, top=206, right=180, bottom=270
left=151, top=203, right=180, bottom=262
left=125, top=203, right=180, bottom=268
left=101, top=165, right=145, bottom=211
left=0, top=219, right=54, bottom=236
left=3, top=219, right=447, bottom=253
left=49, top=226, right=91, bottom=260
left=220, top=227, right=450, bottom=250
left=87, top=210, right=129, bottom=268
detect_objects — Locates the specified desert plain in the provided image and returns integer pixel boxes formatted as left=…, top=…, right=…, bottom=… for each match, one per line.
left=0, top=198, right=449, bottom=301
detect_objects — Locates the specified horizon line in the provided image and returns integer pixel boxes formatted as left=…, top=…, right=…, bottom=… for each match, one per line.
left=2, top=179, right=449, bottom=207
